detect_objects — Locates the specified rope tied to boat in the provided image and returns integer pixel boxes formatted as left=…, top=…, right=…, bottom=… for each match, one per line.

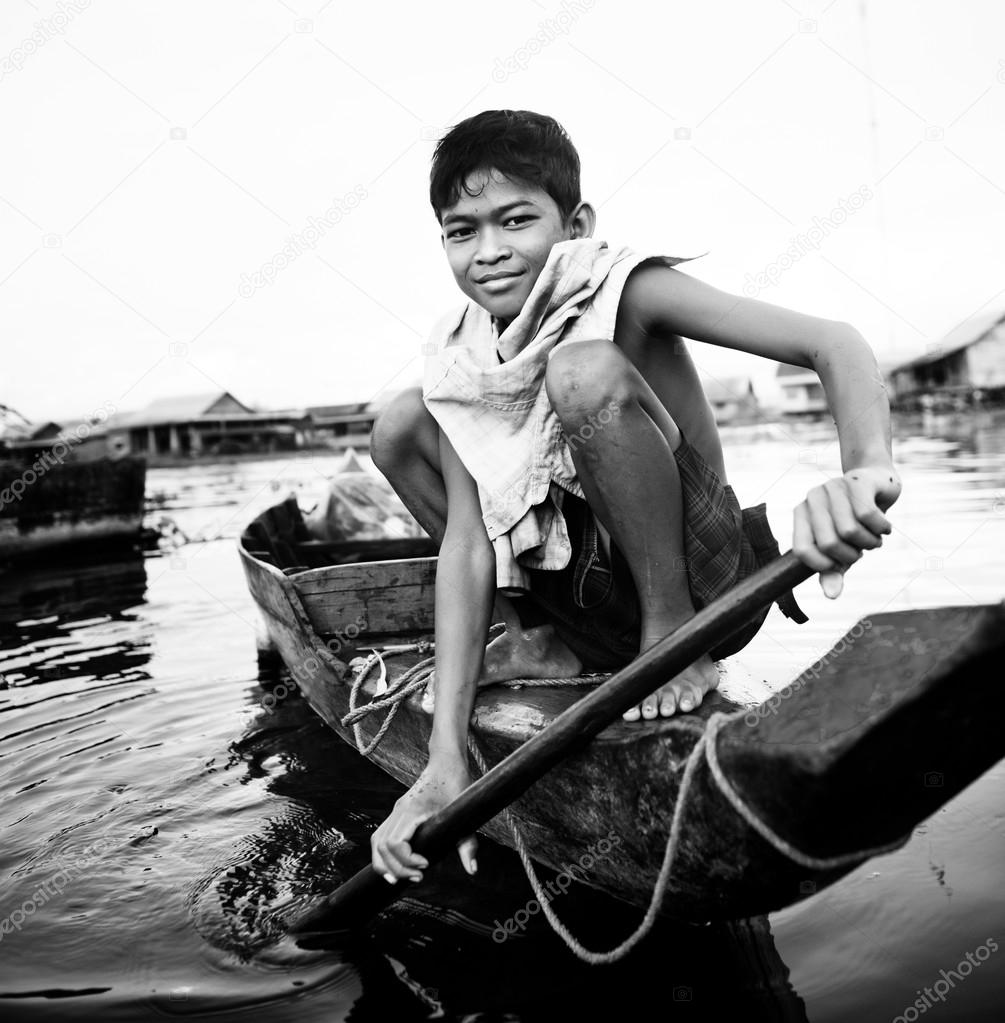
left=468, top=711, right=910, bottom=964
left=339, top=632, right=610, bottom=757
left=465, top=725, right=704, bottom=964
left=339, top=637, right=909, bottom=965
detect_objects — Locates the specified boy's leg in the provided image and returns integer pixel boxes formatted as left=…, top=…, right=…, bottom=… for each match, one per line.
left=370, top=387, right=581, bottom=683
left=370, top=387, right=448, bottom=546
left=545, top=340, right=719, bottom=720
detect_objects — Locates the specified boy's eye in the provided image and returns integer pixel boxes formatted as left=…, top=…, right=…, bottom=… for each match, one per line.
left=444, top=214, right=534, bottom=240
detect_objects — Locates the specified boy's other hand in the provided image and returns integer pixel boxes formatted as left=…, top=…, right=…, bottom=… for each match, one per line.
left=793, top=465, right=902, bottom=598
left=371, top=756, right=477, bottom=884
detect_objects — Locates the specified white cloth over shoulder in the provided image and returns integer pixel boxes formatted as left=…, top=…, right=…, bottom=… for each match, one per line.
left=421, top=238, right=693, bottom=590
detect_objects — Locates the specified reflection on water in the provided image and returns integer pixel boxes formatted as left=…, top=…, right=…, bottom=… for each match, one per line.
left=0, top=415, right=1002, bottom=1021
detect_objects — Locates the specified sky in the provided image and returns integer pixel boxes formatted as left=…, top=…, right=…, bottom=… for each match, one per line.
left=2, top=0, right=1004, bottom=424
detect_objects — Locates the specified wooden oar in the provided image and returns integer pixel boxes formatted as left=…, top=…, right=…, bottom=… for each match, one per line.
left=290, top=551, right=814, bottom=935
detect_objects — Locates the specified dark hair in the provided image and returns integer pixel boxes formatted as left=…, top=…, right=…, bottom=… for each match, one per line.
left=429, top=110, right=581, bottom=222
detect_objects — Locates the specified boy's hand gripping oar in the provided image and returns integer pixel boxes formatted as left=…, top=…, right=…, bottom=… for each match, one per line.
left=289, top=551, right=813, bottom=937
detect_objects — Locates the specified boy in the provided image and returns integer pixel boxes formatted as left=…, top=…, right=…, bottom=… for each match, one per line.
left=369, top=110, right=901, bottom=884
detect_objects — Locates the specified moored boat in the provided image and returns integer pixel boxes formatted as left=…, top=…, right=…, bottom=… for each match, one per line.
left=1, top=405, right=147, bottom=561
left=0, top=454, right=147, bottom=561
left=240, top=493, right=1005, bottom=922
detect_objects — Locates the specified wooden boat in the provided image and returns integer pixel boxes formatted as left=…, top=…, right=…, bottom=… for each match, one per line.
left=240, top=494, right=1005, bottom=922
left=0, top=454, right=147, bottom=561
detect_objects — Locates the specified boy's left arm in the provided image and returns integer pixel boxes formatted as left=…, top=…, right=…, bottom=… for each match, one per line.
left=626, top=264, right=903, bottom=596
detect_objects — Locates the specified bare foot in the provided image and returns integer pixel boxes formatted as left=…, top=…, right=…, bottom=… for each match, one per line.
left=421, top=623, right=582, bottom=713
left=622, top=648, right=719, bottom=722
left=480, top=623, right=582, bottom=685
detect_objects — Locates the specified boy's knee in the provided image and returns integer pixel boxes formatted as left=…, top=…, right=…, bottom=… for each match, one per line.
left=545, top=339, right=633, bottom=418
left=371, top=386, right=429, bottom=470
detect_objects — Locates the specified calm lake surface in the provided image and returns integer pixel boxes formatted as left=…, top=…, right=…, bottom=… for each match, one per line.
left=1, top=412, right=1003, bottom=1021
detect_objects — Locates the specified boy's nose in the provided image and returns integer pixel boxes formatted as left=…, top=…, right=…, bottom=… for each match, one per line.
left=474, top=228, right=512, bottom=264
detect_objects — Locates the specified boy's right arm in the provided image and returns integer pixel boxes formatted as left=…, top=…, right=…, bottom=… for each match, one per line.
left=370, top=425, right=496, bottom=884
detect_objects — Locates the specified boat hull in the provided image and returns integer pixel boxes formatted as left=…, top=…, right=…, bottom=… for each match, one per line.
left=240, top=497, right=1005, bottom=921
left=0, top=456, right=146, bottom=559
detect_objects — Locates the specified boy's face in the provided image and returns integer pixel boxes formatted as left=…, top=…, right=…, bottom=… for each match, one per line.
left=439, top=168, right=592, bottom=328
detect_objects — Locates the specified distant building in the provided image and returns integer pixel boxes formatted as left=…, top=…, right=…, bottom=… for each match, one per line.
left=0, top=416, right=113, bottom=462
left=4, top=388, right=408, bottom=466
left=0, top=420, right=63, bottom=449
left=701, top=377, right=762, bottom=425
left=306, top=402, right=376, bottom=451
left=105, top=391, right=309, bottom=460
left=776, top=363, right=827, bottom=416
left=304, top=388, right=418, bottom=450
left=889, top=310, right=1005, bottom=408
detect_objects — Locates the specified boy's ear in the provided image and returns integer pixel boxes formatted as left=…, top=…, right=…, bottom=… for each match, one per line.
left=567, top=201, right=597, bottom=240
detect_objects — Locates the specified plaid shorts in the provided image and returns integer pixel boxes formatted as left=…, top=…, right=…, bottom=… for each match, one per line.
left=509, top=433, right=807, bottom=671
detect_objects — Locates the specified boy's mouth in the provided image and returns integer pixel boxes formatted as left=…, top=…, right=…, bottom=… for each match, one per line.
left=476, top=270, right=524, bottom=285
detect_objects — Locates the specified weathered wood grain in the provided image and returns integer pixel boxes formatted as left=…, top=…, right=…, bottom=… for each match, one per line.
left=295, top=557, right=438, bottom=635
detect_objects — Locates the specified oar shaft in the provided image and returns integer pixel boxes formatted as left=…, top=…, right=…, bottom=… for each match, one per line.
left=293, top=552, right=812, bottom=931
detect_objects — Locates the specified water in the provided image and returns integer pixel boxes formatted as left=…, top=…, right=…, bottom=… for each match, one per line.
left=1, top=414, right=1003, bottom=1021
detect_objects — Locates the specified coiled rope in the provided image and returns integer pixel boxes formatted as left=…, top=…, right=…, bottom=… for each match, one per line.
left=340, top=628, right=610, bottom=756
left=339, top=637, right=908, bottom=963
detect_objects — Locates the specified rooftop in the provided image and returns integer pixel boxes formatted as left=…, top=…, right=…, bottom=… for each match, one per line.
left=891, top=308, right=1005, bottom=374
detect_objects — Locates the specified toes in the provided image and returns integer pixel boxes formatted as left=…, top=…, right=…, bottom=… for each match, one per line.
left=622, top=704, right=642, bottom=722
left=677, top=683, right=704, bottom=714
left=658, top=688, right=678, bottom=717
left=641, top=693, right=660, bottom=720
